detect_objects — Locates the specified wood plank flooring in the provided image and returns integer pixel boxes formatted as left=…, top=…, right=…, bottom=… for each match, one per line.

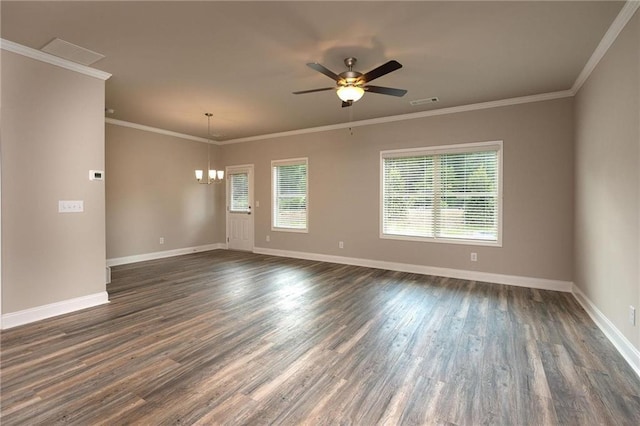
left=1, top=249, right=639, bottom=425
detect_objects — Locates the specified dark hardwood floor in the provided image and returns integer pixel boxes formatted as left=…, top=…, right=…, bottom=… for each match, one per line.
left=1, top=250, right=639, bottom=425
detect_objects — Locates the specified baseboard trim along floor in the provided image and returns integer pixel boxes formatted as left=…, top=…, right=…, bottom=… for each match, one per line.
left=253, top=246, right=638, bottom=379
left=3, top=250, right=637, bottom=423
left=253, top=247, right=573, bottom=293
left=15, top=246, right=637, bottom=380
left=1, top=291, right=109, bottom=329
left=572, top=284, right=640, bottom=378
left=106, top=243, right=227, bottom=267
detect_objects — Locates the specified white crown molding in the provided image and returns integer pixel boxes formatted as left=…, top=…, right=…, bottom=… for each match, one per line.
left=571, top=0, right=640, bottom=94
left=572, top=284, right=640, bottom=379
left=252, top=247, right=573, bottom=293
left=1, top=291, right=109, bottom=329
left=101, top=1, right=638, bottom=146
left=222, top=90, right=574, bottom=144
left=106, top=90, right=572, bottom=146
left=105, top=118, right=216, bottom=144
left=106, top=243, right=225, bottom=267
left=1, top=38, right=111, bottom=81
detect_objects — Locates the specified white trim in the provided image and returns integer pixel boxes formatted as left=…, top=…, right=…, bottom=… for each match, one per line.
left=1, top=38, right=111, bottom=81
left=1, top=292, right=109, bottom=330
left=271, top=227, right=309, bottom=234
left=571, top=1, right=640, bottom=94
left=572, top=285, right=640, bottom=378
left=252, top=247, right=572, bottom=293
left=222, top=90, right=573, bottom=144
left=105, top=118, right=215, bottom=144
left=0, top=133, right=2, bottom=329
left=103, top=90, right=571, bottom=147
left=226, top=164, right=255, bottom=251
left=65, top=1, right=638, bottom=146
left=106, top=243, right=225, bottom=267
left=271, top=157, right=309, bottom=233
left=380, top=140, right=503, bottom=157
left=6, top=1, right=631, bottom=148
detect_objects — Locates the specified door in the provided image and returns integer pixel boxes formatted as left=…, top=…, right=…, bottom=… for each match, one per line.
left=226, top=164, right=254, bottom=251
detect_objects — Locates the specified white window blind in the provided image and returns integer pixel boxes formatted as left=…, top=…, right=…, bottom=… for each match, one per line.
left=381, top=142, right=501, bottom=245
left=272, top=158, right=308, bottom=231
left=229, top=172, right=249, bottom=212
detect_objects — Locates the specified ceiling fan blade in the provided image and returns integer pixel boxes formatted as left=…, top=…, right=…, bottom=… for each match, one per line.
left=307, top=63, right=341, bottom=82
left=365, top=85, right=408, bottom=97
left=342, top=100, right=353, bottom=108
left=292, top=87, right=335, bottom=95
left=361, top=60, right=402, bottom=83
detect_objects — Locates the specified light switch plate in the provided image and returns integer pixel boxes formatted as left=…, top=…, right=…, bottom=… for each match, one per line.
left=58, top=200, right=84, bottom=213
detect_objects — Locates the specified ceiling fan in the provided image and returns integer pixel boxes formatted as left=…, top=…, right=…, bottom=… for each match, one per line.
left=293, top=57, right=407, bottom=107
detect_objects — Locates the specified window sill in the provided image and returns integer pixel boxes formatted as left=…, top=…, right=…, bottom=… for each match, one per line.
left=380, top=233, right=502, bottom=247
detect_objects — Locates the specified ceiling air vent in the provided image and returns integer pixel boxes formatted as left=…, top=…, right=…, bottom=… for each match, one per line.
left=410, top=97, right=440, bottom=106
left=41, top=38, right=105, bottom=66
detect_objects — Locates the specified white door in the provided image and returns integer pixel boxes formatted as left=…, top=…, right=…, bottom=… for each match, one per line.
left=226, top=164, right=254, bottom=251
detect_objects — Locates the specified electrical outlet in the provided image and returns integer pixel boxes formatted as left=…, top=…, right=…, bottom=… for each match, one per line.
left=159, top=237, right=165, bottom=244
left=630, top=306, right=636, bottom=326
left=339, top=241, right=344, bottom=249
left=256, top=200, right=260, bottom=207
left=470, top=252, right=478, bottom=262
left=266, top=235, right=270, bottom=242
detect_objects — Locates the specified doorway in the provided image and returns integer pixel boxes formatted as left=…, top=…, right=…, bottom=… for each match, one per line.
left=226, top=164, right=254, bottom=251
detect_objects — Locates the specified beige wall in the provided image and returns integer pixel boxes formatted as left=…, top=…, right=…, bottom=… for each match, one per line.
left=105, top=124, right=225, bottom=259
left=1, top=50, right=106, bottom=313
left=223, top=98, right=574, bottom=281
left=574, top=11, right=639, bottom=351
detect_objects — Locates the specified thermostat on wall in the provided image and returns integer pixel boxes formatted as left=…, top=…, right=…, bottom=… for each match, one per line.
left=89, top=170, right=104, bottom=181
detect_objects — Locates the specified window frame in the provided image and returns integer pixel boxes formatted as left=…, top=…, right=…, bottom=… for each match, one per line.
left=380, top=140, right=503, bottom=247
left=271, top=157, right=309, bottom=233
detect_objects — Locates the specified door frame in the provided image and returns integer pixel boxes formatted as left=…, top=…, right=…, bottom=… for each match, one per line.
left=225, top=164, right=255, bottom=251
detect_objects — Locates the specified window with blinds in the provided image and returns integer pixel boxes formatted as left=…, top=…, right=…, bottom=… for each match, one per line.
left=229, top=172, right=249, bottom=212
left=381, top=141, right=502, bottom=245
left=272, top=158, right=308, bottom=232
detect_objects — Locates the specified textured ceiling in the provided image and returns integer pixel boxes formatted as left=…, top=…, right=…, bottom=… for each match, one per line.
left=1, top=1, right=625, bottom=141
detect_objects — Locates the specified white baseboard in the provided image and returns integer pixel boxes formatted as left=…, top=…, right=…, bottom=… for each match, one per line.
left=106, top=243, right=226, bottom=267
left=252, top=247, right=573, bottom=292
left=1, top=291, right=109, bottom=330
left=252, top=247, right=640, bottom=378
left=7, top=246, right=635, bottom=381
left=572, top=284, right=640, bottom=378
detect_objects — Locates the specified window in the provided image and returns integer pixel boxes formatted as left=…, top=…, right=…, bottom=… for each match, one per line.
left=229, top=172, right=249, bottom=212
left=272, top=158, right=308, bottom=232
left=381, top=141, right=502, bottom=245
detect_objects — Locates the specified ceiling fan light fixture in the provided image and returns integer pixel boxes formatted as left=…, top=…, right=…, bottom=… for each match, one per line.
left=337, top=85, right=364, bottom=102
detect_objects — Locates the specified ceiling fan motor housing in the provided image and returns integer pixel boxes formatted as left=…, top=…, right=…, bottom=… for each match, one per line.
left=339, top=72, right=363, bottom=87
left=340, top=57, right=363, bottom=87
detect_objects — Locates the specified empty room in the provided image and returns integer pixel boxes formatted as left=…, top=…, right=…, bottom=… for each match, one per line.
left=1, top=1, right=639, bottom=424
